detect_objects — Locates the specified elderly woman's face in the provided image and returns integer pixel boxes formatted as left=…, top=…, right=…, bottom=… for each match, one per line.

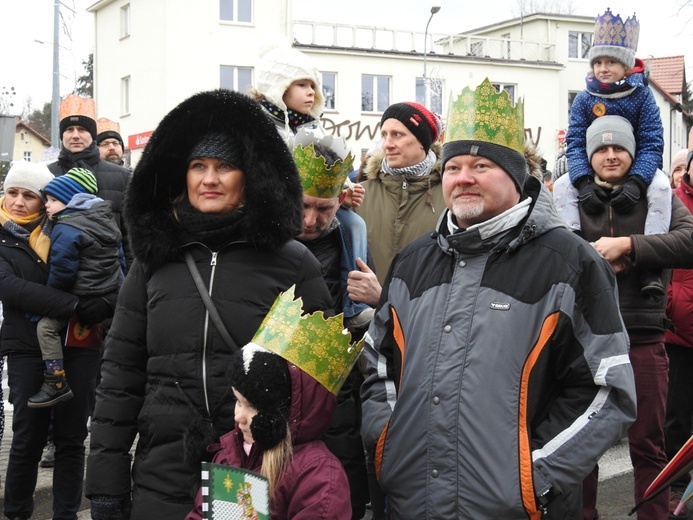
left=380, top=119, right=427, bottom=169
left=3, top=188, right=44, bottom=218
left=186, top=157, right=246, bottom=214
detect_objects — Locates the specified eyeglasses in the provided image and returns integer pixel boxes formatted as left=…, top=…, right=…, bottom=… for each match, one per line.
left=98, top=140, right=122, bottom=148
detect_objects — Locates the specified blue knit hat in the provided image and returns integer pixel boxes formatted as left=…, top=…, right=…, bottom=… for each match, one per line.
left=43, top=167, right=98, bottom=205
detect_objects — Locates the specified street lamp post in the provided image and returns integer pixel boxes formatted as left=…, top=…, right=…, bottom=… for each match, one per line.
left=423, top=6, right=441, bottom=111
left=51, top=0, right=60, bottom=149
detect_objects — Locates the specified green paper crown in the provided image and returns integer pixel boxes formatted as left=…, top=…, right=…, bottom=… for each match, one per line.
left=251, top=286, right=365, bottom=395
left=444, top=78, right=525, bottom=155
left=293, top=129, right=354, bottom=199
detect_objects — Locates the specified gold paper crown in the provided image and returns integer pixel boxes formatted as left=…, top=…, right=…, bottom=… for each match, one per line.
left=251, top=286, right=365, bottom=395
left=293, top=128, right=354, bottom=199
left=96, top=117, right=120, bottom=134
left=593, top=8, right=639, bottom=51
left=444, top=78, right=524, bottom=154
left=59, top=94, right=96, bottom=121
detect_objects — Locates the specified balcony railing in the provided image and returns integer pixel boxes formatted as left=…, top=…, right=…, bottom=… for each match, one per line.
left=293, top=21, right=556, bottom=63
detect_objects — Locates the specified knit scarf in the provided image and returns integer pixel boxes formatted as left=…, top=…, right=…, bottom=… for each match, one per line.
left=382, top=149, right=437, bottom=177
left=57, top=142, right=100, bottom=170
left=261, top=99, right=314, bottom=133
left=175, top=198, right=247, bottom=250
left=0, top=198, right=52, bottom=262
left=585, top=72, right=636, bottom=96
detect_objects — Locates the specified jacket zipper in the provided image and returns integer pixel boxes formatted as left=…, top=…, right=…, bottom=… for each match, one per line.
left=201, top=251, right=219, bottom=416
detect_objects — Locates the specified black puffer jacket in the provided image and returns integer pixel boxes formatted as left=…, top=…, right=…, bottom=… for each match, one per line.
left=48, top=143, right=132, bottom=265
left=85, top=90, right=332, bottom=519
left=0, top=227, right=78, bottom=355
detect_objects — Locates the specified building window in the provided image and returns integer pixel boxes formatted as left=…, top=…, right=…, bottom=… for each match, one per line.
left=361, top=75, right=390, bottom=113
left=492, top=83, right=516, bottom=103
left=415, top=78, right=443, bottom=115
left=220, top=65, right=253, bottom=94
left=120, top=4, right=130, bottom=38
left=121, top=76, right=131, bottom=116
left=322, top=72, right=336, bottom=110
left=23, top=151, right=32, bottom=162
left=569, top=31, right=592, bottom=59
left=220, top=0, right=252, bottom=23
left=568, top=91, right=579, bottom=117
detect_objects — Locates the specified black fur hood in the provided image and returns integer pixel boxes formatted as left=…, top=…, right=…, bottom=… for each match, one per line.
left=123, top=89, right=303, bottom=267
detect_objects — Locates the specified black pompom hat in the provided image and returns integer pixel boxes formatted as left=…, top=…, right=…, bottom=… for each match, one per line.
left=228, top=344, right=292, bottom=450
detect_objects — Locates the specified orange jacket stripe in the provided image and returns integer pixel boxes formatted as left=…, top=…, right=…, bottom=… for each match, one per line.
left=519, top=311, right=560, bottom=519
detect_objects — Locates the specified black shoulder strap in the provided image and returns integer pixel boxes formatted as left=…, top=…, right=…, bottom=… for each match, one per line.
left=184, top=251, right=238, bottom=352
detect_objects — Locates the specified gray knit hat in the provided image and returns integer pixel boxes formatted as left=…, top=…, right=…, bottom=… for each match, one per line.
left=586, top=116, right=636, bottom=160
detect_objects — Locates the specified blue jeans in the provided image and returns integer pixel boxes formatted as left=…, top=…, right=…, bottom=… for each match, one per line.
left=337, top=208, right=371, bottom=318
left=4, top=347, right=100, bottom=520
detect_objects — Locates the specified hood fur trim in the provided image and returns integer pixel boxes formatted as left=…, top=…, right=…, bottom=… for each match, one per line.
left=124, top=90, right=303, bottom=267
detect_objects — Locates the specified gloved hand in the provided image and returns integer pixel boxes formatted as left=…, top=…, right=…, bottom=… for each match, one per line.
left=76, top=297, right=114, bottom=327
left=610, top=176, right=647, bottom=214
left=576, top=176, right=608, bottom=215
left=90, top=494, right=131, bottom=520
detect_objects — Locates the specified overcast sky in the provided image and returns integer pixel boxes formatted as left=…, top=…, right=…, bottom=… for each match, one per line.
left=2, top=0, right=692, bottom=113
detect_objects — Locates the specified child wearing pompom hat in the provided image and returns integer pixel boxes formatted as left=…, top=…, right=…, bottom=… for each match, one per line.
left=185, top=344, right=351, bottom=520
left=564, top=8, right=669, bottom=297
left=28, top=167, right=125, bottom=408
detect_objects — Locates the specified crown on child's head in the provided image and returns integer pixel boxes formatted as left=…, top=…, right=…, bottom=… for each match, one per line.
left=251, top=286, right=365, bottom=395
left=444, top=78, right=525, bottom=154
left=292, top=129, right=354, bottom=199
left=593, top=8, right=639, bottom=52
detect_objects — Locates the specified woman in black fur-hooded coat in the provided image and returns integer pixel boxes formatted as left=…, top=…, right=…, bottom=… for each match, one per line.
left=85, top=90, right=331, bottom=520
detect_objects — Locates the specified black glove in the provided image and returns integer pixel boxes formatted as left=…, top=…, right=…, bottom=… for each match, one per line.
left=576, top=176, right=608, bottom=215
left=76, top=297, right=114, bottom=327
left=610, top=176, right=647, bottom=214
left=90, top=494, right=131, bottom=520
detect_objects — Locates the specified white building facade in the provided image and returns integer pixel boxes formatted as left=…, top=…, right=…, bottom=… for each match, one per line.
left=87, top=0, right=690, bottom=171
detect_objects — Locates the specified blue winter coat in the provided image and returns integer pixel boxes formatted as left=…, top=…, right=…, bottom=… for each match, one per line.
left=566, top=65, right=664, bottom=185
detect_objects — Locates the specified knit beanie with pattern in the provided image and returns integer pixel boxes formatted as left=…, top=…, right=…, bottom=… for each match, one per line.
left=43, top=167, right=98, bottom=205
left=381, top=102, right=441, bottom=153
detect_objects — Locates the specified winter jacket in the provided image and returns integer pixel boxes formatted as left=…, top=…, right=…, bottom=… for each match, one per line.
left=187, top=363, right=351, bottom=520
left=0, top=226, right=78, bottom=356
left=576, top=184, right=693, bottom=334
left=47, top=193, right=124, bottom=296
left=565, top=61, right=664, bottom=185
left=48, top=143, right=132, bottom=266
left=84, top=90, right=333, bottom=520
left=355, top=143, right=446, bottom=283
left=666, top=175, right=693, bottom=349
left=360, top=177, right=637, bottom=519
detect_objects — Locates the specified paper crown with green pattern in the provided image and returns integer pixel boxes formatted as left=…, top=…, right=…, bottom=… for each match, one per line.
left=444, top=78, right=525, bottom=155
left=292, top=129, right=354, bottom=199
left=251, top=285, right=365, bottom=395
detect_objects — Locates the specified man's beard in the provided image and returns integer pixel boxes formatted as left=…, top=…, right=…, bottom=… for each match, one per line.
left=450, top=189, right=484, bottom=222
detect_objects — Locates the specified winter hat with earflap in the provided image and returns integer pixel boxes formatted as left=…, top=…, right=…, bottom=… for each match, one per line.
left=228, top=343, right=292, bottom=451
left=381, top=102, right=441, bottom=153
left=3, top=161, right=54, bottom=197
left=43, top=167, right=98, bottom=205
left=255, top=44, right=325, bottom=120
left=586, top=115, right=636, bottom=161
left=588, top=8, right=640, bottom=70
